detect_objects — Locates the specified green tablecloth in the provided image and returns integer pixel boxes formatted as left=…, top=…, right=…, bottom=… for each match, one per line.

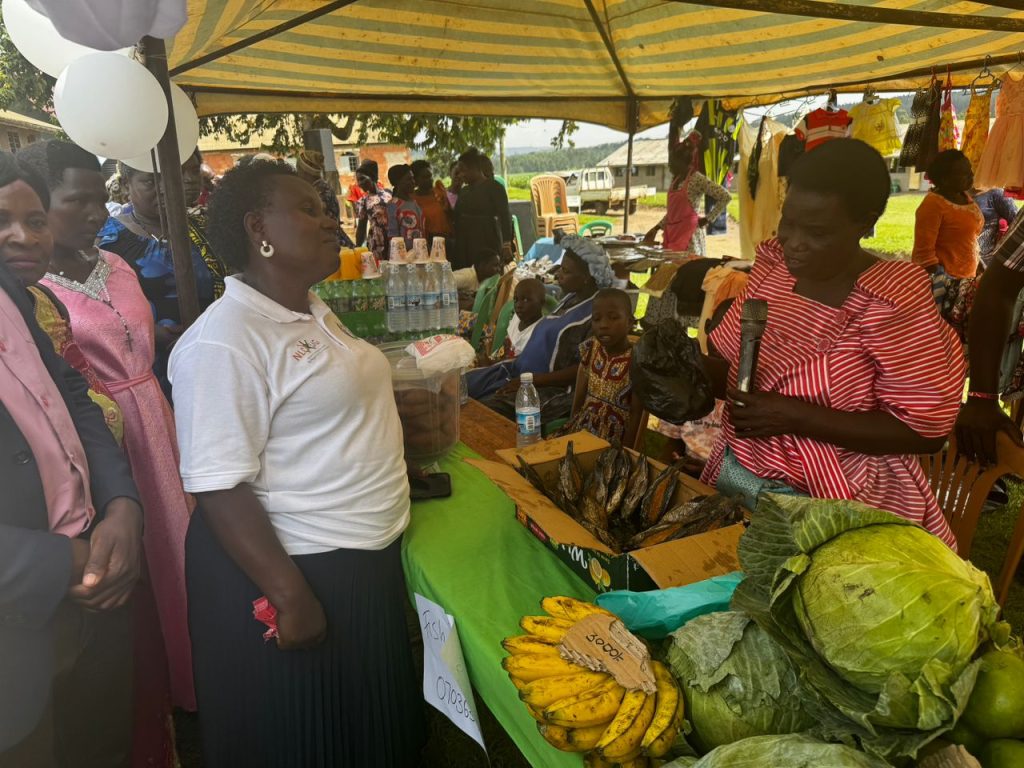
left=402, top=443, right=595, bottom=767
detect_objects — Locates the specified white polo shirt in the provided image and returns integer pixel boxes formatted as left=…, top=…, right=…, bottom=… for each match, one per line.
left=169, top=276, right=410, bottom=555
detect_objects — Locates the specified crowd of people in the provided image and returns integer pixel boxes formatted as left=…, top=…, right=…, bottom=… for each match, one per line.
left=349, top=146, right=512, bottom=269
left=0, top=141, right=434, bottom=768
left=3, top=122, right=1024, bottom=768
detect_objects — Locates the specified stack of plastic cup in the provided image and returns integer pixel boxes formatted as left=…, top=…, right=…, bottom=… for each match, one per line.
left=359, top=246, right=381, bottom=279
left=389, top=237, right=408, bottom=264
left=429, top=237, right=447, bottom=262
left=411, top=238, right=430, bottom=263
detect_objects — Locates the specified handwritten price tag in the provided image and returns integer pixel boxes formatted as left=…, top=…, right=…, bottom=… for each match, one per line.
left=414, top=593, right=486, bottom=753
left=560, top=614, right=656, bottom=694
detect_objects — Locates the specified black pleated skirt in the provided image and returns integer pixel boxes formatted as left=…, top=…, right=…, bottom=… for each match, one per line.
left=185, top=511, right=426, bottom=767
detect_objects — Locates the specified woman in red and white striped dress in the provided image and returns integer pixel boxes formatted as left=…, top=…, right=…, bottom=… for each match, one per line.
left=702, top=139, right=965, bottom=548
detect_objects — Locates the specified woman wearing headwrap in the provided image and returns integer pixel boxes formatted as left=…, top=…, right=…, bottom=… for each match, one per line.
left=294, top=149, right=355, bottom=248
left=467, top=234, right=613, bottom=423
left=96, top=150, right=224, bottom=396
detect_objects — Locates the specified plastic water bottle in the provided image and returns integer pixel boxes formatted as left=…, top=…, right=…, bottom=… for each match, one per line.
left=349, top=277, right=369, bottom=338
left=422, top=263, right=441, bottom=332
left=334, top=278, right=352, bottom=318
left=440, top=263, right=459, bottom=333
left=386, top=262, right=407, bottom=338
left=515, top=372, right=542, bottom=447
left=365, top=275, right=387, bottom=342
left=405, top=263, right=424, bottom=336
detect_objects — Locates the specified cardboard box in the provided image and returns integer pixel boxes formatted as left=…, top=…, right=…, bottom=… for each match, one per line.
left=466, top=433, right=745, bottom=593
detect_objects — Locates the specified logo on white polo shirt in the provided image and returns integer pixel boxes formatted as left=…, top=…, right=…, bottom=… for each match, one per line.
left=292, top=337, right=323, bottom=362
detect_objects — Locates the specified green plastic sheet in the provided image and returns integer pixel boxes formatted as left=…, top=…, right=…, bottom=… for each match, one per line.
left=402, top=443, right=595, bottom=767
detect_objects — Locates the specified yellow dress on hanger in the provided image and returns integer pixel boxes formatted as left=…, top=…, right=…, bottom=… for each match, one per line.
left=850, top=98, right=902, bottom=156
left=961, top=86, right=994, bottom=172
left=976, top=73, right=1024, bottom=191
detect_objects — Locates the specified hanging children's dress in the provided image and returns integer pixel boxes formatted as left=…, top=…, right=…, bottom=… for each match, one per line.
left=976, top=73, right=1024, bottom=195
left=938, top=72, right=960, bottom=151
left=961, top=86, right=994, bottom=171
left=849, top=98, right=902, bottom=156
left=899, top=78, right=942, bottom=171
left=794, top=107, right=851, bottom=151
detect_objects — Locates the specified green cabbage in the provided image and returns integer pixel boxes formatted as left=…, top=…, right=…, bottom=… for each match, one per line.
left=732, top=494, right=1006, bottom=762
left=664, top=734, right=893, bottom=767
left=666, top=610, right=815, bottom=753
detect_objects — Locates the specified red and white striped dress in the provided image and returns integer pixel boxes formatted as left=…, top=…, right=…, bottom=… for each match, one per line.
left=701, top=239, right=966, bottom=548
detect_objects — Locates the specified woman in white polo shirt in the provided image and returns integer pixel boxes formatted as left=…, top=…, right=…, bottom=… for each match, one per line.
left=168, top=161, right=425, bottom=767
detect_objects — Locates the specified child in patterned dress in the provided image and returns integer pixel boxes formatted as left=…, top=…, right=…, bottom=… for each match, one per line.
left=557, top=288, right=644, bottom=446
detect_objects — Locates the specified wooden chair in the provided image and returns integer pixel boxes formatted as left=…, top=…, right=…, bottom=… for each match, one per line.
left=919, top=432, right=1024, bottom=606
left=530, top=174, right=579, bottom=237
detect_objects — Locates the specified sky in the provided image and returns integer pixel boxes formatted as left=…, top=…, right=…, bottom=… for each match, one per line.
left=503, top=119, right=667, bottom=150
left=502, top=93, right=873, bottom=150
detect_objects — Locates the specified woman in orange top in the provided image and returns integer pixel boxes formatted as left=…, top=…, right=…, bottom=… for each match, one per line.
left=410, top=159, right=453, bottom=242
left=912, top=150, right=984, bottom=278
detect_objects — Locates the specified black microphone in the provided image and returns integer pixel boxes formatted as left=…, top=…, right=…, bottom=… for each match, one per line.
left=736, top=299, right=768, bottom=395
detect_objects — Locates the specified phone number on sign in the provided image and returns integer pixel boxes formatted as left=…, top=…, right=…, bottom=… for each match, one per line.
left=435, top=677, right=476, bottom=722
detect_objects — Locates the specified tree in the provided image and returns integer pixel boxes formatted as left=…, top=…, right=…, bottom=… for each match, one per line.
left=360, top=113, right=520, bottom=168
left=0, top=23, right=55, bottom=120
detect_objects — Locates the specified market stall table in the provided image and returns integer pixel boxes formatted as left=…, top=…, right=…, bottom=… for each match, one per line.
left=402, top=405, right=593, bottom=767
left=522, top=236, right=563, bottom=263
left=458, top=399, right=516, bottom=462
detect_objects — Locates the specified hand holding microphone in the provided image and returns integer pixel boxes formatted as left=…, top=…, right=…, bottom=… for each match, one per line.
left=728, top=298, right=805, bottom=438
left=734, top=299, right=768, bottom=400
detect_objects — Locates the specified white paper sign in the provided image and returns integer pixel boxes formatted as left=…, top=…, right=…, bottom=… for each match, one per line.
left=415, top=593, right=487, bottom=753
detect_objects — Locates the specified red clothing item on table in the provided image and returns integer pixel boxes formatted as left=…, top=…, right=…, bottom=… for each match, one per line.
left=0, top=287, right=94, bottom=537
left=701, top=239, right=964, bottom=548
left=911, top=191, right=984, bottom=279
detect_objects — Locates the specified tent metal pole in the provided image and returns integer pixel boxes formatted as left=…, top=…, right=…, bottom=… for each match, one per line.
left=171, top=0, right=359, bottom=75
left=623, top=97, right=637, bottom=233
left=142, top=36, right=199, bottom=326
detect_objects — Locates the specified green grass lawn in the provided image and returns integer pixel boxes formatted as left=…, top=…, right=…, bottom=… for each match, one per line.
left=726, top=193, right=922, bottom=258
left=864, top=193, right=922, bottom=258
left=640, top=192, right=668, bottom=208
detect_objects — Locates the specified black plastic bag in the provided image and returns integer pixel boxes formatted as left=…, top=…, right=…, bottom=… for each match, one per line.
left=633, top=319, right=714, bottom=425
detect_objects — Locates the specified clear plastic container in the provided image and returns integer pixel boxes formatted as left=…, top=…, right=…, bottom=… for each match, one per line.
left=380, top=342, right=461, bottom=466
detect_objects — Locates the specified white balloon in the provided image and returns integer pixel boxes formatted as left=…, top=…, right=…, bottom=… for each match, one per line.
left=121, top=84, right=201, bottom=173
left=2, top=0, right=130, bottom=78
left=54, top=53, right=167, bottom=159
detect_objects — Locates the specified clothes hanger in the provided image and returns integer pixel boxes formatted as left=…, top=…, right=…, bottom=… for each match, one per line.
left=863, top=86, right=879, bottom=105
left=1004, top=51, right=1024, bottom=78
left=826, top=88, right=840, bottom=112
left=970, top=55, right=1001, bottom=92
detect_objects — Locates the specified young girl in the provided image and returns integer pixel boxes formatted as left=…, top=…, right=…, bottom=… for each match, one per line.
left=557, top=288, right=644, bottom=446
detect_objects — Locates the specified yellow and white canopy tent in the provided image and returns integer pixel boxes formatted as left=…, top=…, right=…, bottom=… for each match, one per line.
left=155, top=0, right=1024, bottom=317
left=170, top=0, right=1024, bottom=130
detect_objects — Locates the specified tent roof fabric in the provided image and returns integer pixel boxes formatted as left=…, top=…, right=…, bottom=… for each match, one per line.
left=171, top=1, right=1024, bottom=130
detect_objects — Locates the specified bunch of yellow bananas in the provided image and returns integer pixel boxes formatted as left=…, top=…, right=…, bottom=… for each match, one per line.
left=501, top=596, right=686, bottom=767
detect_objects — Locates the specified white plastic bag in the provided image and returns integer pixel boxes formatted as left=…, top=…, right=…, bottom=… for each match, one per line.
left=405, top=335, right=475, bottom=376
